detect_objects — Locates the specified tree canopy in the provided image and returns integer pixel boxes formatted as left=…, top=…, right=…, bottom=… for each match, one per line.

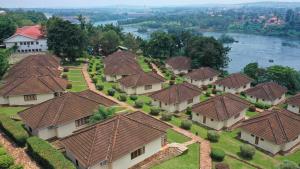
left=99, top=30, right=120, bottom=55
left=0, top=49, right=10, bottom=79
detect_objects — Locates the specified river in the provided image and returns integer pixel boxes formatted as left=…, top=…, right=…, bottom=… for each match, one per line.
left=95, top=20, right=300, bottom=73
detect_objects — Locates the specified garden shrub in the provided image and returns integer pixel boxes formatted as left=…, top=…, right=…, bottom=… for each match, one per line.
left=92, top=77, right=98, bottom=84
left=207, top=130, right=220, bottom=142
left=254, top=102, right=271, bottom=109
left=208, top=84, right=213, bottom=88
left=161, top=113, right=172, bottom=121
left=150, top=107, right=160, bottom=116
left=202, top=85, right=208, bottom=91
left=95, top=64, right=101, bottom=71
left=240, top=144, right=256, bottom=159
left=0, top=115, right=29, bottom=147
left=96, top=84, right=104, bottom=91
left=107, top=89, right=116, bottom=96
left=276, top=160, right=299, bottom=169
left=170, top=75, right=176, bottom=80
left=180, top=120, right=192, bottom=130
left=0, top=147, right=7, bottom=156
left=118, top=94, right=127, bottom=102
left=212, top=88, right=217, bottom=94
left=66, top=83, right=72, bottom=89
left=63, top=67, right=69, bottom=72
left=186, top=107, right=192, bottom=115
left=248, top=106, right=256, bottom=112
left=62, top=74, right=68, bottom=80
left=146, top=100, right=152, bottom=106
left=210, top=148, right=225, bottom=162
left=205, top=92, right=211, bottom=97
left=8, top=164, right=23, bottom=169
left=169, top=80, right=175, bottom=85
left=134, top=101, right=144, bottom=108
left=130, top=95, right=138, bottom=101
left=0, top=155, right=14, bottom=169
left=215, top=163, right=230, bottom=169
left=26, top=137, right=76, bottom=169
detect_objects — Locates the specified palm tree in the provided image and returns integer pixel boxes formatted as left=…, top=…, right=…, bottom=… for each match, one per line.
left=89, top=106, right=116, bottom=124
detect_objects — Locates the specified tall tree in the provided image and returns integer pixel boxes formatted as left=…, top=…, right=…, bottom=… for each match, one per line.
left=0, top=16, right=16, bottom=43
left=285, top=9, right=295, bottom=27
left=0, top=49, right=10, bottom=79
left=46, top=17, right=87, bottom=62
left=186, top=36, right=230, bottom=70
left=89, top=106, right=116, bottom=124
left=123, top=33, right=140, bottom=53
left=99, top=30, right=120, bottom=55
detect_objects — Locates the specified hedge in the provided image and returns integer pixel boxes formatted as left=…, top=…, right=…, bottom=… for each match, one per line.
left=207, top=130, right=220, bottom=142
left=180, top=120, right=192, bottom=130
left=0, top=155, right=14, bottom=169
left=26, top=137, right=76, bottom=169
left=0, top=115, right=29, bottom=147
left=211, top=148, right=225, bottom=162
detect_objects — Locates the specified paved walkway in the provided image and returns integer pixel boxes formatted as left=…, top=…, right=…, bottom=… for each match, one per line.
left=82, top=63, right=212, bottom=169
left=151, top=63, right=164, bottom=77
left=0, top=131, right=40, bottom=169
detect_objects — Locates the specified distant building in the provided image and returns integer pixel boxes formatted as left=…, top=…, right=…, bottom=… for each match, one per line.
left=215, top=73, right=253, bottom=94
left=286, top=93, right=300, bottom=114
left=0, top=10, right=6, bottom=15
left=185, top=67, right=220, bottom=88
left=166, top=56, right=191, bottom=75
left=4, top=25, right=48, bottom=53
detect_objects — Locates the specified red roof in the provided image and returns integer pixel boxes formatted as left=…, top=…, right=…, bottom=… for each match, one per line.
left=14, top=25, right=44, bottom=40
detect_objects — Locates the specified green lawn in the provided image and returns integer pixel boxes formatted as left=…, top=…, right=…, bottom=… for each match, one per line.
left=0, top=107, right=27, bottom=116
left=246, top=111, right=259, bottom=118
left=64, top=68, right=88, bottom=92
left=219, top=156, right=256, bottom=169
left=138, top=56, right=152, bottom=72
left=151, top=143, right=199, bottom=169
left=167, top=129, right=190, bottom=144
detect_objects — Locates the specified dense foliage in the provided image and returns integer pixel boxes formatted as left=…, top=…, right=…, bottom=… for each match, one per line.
left=276, top=160, right=299, bottom=169
left=211, top=148, right=225, bottom=162
left=0, top=49, right=10, bottom=79
left=89, top=106, right=116, bottom=124
left=240, top=144, right=256, bottom=159
left=27, top=137, right=76, bottom=169
left=0, top=115, right=29, bottom=147
left=207, top=130, right=220, bottom=142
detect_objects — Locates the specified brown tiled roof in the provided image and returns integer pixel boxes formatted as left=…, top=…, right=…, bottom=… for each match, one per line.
left=215, top=73, right=253, bottom=88
left=192, top=93, right=251, bottom=121
left=240, top=109, right=300, bottom=144
left=118, top=72, right=165, bottom=88
left=149, top=82, right=202, bottom=104
left=286, top=93, right=300, bottom=106
left=245, top=82, right=287, bottom=101
left=61, top=112, right=171, bottom=168
left=166, top=56, right=191, bottom=70
left=0, top=76, right=68, bottom=97
left=186, top=67, right=220, bottom=81
left=18, top=90, right=117, bottom=130
left=104, top=60, right=143, bottom=76
left=104, top=51, right=138, bottom=66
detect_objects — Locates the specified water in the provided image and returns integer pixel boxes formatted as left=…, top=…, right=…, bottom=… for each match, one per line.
left=94, top=20, right=300, bottom=73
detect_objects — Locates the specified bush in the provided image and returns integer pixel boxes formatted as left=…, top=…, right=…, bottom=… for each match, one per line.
left=186, top=107, right=192, bottom=115
left=96, top=84, right=104, bottom=91
left=207, top=130, right=220, bottom=142
left=134, top=101, right=144, bottom=108
left=146, top=100, right=152, bottom=106
left=118, top=94, right=127, bottom=102
left=208, top=84, right=213, bottom=88
left=161, top=113, right=172, bottom=121
left=150, top=107, right=160, bottom=116
left=95, top=64, right=101, bottom=71
left=63, top=67, right=69, bottom=72
left=26, top=137, right=76, bottom=169
left=202, top=85, right=208, bottom=90
left=276, top=160, right=299, bottom=169
left=130, top=95, right=138, bottom=101
left=9, top=164, right=23, bottom=169
left=0, top=115, right=29, bottom=147
left=240, top=144, right=256, bottom=159
left=107, top=89, right=116, bottom=96
left=215, top=163, right=230, bottom=169
left=0, top=147, right=7, bottom=156
left=61, top=74, right=68, bottom=80
left=92, top=77, right=98, bottom=84
left=248, top=106, right=256, bottom=112
left=66, top=83, right=72, bottom=89
left=180, top=120, right=192, bottom=130
left=0, top=155, right=14, bottom=169
left=210, top=148, right=225, bottom=162
left=170, top=75, right=176, bottom=80
left=254, top=102, right=271, bottom=109
left=205, top=92, right=211, bottom=97
left=212, top=88, right=217, bottom=94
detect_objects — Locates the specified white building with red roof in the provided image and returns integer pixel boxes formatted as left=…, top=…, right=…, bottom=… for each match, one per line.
left=4, top=25, right=48, bottom=53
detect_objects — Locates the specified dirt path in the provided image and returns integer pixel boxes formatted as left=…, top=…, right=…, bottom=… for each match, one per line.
left=82, top=63, right=212, bottom=169
left=0, top=131, right=40, bottom=169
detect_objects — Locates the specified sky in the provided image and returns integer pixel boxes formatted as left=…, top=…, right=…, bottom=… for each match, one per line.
left=1, top=0, right=300, bottom=8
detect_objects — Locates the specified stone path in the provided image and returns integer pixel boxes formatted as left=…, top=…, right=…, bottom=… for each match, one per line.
left=0, top=131, right=40, bottom=169
left=151, top=63, right=164, bottom=77
left=82, top=63, right=212, bottom=169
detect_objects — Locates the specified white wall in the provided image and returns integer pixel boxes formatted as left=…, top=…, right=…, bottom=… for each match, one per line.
left=187, top=76, right=218, bottom=88
left=287, top=104, right=300, bottom=114
left=105, top=75, right=123, bottom=82
left=5, top=35, right=47, bottom=52
left=246, top=94, right=285, bottom=106
left=216, top=83, right=251, bottom=94
left=37, top=127, right=57, bottom=140
left=7, top=93, right=55, bottom=106
left=0, top=96, right=9, bottom=105
left=165, top=64, right=188, bottom=75
left=120, top=83, right=163, bottom=95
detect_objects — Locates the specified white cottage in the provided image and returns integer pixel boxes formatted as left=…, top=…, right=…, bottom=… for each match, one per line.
left=192, top=93, right=250, bottom=130
left=150, top=82, right=202, bottom=113
left=18, top=90, right=117, bottom=140
left=240, top=109, right=300, bottom=154
left=215, top=73, right=253, bottom=94
left=4, top=25, right=48, bottom=53
left=185, top=67, right=220, bottom=88
left=165, top=56, right=191, bottom=75
left=61, top=111, right=171, bottom=169
left=286, top=93, right=300, bottom=114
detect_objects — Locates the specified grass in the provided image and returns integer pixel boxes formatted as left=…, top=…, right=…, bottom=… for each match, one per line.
left=246, top=111, right=259, bottom=118
left=0, top=107, right=27, bottom=116
left=151, top=143, right=199, bottom=169
left=138, top=56, right=152, bottom=72
left=167, top=129, right=190, bottom=144
left=64, top=68, right=88, bottom=92
left=218, top=156, right=257, bottom=169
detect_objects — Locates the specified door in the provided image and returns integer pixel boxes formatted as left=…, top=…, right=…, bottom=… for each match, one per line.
left=203, top=116, right=206, bottom=124
left=255, top=136, right=259, bottom=145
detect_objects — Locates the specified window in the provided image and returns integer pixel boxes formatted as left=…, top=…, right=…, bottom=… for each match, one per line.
left=131, top=146, right=145, bottom=159
left=29, top=49, right=31, bottom=52
left=243, top=85, right=247, bottom=88
left=188, top=99, right=193, bottom=104
left=24, top=94, right=37, bottom=101
left=31, top=42, right=34, bottom=45
left=39, top=49, right=42, bottom=51
left=260, top=138, right=264, bottom=141
left=75, top=159, right=79, bottom=166
left=54, top=92, right=61, bottom=97
left=251, top=134, right=255, bottom=137
left=100, top=160, right=107, bottom=166
left=75, top=116, right=90, bottom=127
left=209, top=78, right=213, bottom=81
left=21, top=50, right=24, bottom=52
left=25, top=49, right=28, bottom=52
left=36, top=41, right=39, bottom=45
left=145, top=85, right=152, bottom=90
left=27, top=42, right=30, bottom=45
left=20, top=42, right=23, bottom=45
left=211, top=119, right=214, bottom=121
left=17, top=50, right=20, bottom=53
left=196, top=113, right=199, bottom=116
left=28, top=127, right=32, bottom=132
left=14, top=42, right=17, bottom=46
left=234, top=113, right=240, bottom=119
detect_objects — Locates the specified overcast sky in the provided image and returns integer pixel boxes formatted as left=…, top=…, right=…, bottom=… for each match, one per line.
left=1, top=0, right=300, bottom=8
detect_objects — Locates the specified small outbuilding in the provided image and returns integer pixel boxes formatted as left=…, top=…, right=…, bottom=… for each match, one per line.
left=215, top=73, right=253, bottom=94
left=286, top=93, right=300, bottom=114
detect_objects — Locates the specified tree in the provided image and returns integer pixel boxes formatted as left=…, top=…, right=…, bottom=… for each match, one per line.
left=186, top=36, right=230, bottom=70
left=123, top=33, right=140, bottom=53
left=89, top=29, right=102, bottom=55
left=276, top=160, right=299, bottom=169
left=89, top=106, right=116, bottom=124
left=0, top=16, right=16, bottom=43
left=46, top=17, right=87, bottom=62
left=243, top=62, right=267, bottom=85
left=0, top=49, right=10, bottom=78
left=99, top=30, right=120, bottom=55
left=285, top=9, right=295, bottom=27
